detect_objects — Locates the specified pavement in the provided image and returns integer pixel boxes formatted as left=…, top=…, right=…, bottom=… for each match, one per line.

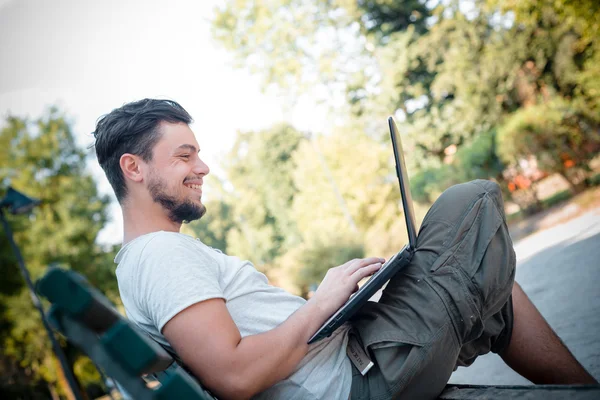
left=448, top=206, right=600, bottom=385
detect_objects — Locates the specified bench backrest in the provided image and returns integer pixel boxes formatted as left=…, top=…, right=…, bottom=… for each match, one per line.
left=37, top=267, right=216, bottom=400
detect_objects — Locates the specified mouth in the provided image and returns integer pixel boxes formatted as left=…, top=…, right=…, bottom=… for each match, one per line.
left=184, top=183, right=203, bottom=195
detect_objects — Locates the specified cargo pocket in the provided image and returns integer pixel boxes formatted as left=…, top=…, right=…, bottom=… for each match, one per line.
left=356, top=297, right=436, bottom=349
left=356, top=289, right=442, bottom=383
left=365, top=329, right=431, bottom=397
left=366, top=329, right=430, bottom=350
left=362, top=321, right=455, bottom=400
left=429, top=263, right=485, bottom=345
left=448, top=193, right=503, bottom=278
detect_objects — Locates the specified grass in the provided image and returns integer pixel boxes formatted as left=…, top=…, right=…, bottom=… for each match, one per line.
left=588, top=172, right=600, bottom=186
left=541, top=189, right=572, bottom=208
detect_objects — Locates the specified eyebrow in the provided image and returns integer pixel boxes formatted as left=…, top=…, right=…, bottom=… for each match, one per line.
left=175, top=144, right=200, bottom=153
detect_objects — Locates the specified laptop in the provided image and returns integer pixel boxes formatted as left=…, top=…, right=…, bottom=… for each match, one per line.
left=308, top=116, right=418, bottom=344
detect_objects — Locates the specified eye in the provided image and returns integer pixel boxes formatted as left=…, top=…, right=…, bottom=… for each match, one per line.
left=179, top=154, right=190, bottom=160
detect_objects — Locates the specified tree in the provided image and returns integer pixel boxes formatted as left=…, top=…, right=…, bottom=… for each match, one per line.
left=209, top=0, right=600, bottom=290
left=410, top=129, right=505, bottom=204
left=0, top=109, right=114, bottom=398
left=279, top=234, right=364, bottom=297
left=211, top=0, right=434, bottom=98
left=281, top=121, right=421, bottom=295
left=215, top=124, right=306, bottom=269
left=486, top=0, right=600, bottom=114
left=184, top=120, right=415, bottom=295
left=289, top=123, right=405, bottom=255
left=497, top=99, right=600, bottom=192
left=212, top=0, right=599, bottom=177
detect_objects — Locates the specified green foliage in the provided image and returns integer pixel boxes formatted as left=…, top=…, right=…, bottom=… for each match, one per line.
left=288, top=235, right=364, bottom=296
left=485, top=0, right=600, bottom=111
left=186, top=121, right=411, bottom=294
left=290, top=122, right=412, bottom=260
left=221, top=124, right=306, bottom=268
left=211, top=0, right=432, bottom=97
left=212, top=0, right=599, bottom=182
left=0, top=110, right=114, bottom=396
left=393, top=14, right=507, bottom=158
left=487, top=0, right=600, bottom=48
left=411, top=130, right=505, bottom=203
left=353, top=0, right=431, bottom=41
left=410, top=165, right=454, bottom=204
left=207, top=0, right=600, bottom=289
left=212, top=0, right=358, bottom=93
left=541, top=189, right=572, bottom=208
left=497, top=99, right=600, bottom=189
left=454, top=130, right=505, bottom=182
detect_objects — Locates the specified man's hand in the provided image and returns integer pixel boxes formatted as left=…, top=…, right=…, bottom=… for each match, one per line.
left=309, top=257, right=384, bottom=321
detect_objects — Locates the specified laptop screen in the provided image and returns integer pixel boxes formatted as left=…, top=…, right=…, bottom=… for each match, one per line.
left=388, top=116, right=418, bottom=248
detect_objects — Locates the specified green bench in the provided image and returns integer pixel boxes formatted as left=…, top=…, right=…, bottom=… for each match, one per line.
left=36, top=267, right=216, bottom=400
left=37, top=267, right=600, bottom=400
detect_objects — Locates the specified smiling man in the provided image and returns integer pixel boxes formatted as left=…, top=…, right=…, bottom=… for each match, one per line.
left=93, top=99, right=596, bottom=400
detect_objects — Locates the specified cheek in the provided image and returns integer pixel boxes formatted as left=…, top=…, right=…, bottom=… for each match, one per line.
left=172, top=179, right=187, bottom=195
left=162, top=166, right=187, bottom=190
left=148, top=169, right=183, bottom=195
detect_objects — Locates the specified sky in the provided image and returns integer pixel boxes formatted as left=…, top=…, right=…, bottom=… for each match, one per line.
left=0, top=0, right=330, bottom=244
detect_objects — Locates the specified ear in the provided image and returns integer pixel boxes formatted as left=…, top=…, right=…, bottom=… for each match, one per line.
left=119, top=153, right=144, bottom=183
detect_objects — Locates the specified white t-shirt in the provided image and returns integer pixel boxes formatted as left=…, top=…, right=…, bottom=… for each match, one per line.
left=115, top=231, right=352, bottom=399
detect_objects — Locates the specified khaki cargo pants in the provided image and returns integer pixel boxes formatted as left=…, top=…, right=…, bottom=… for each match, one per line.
left=350, top=180, right=516, bottom=399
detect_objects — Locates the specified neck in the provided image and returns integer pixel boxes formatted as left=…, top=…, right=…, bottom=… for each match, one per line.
left=121, top=199, right=181, bottom=244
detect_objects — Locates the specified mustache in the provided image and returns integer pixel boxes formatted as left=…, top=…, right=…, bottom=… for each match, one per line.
left=183, top=176, right=203, bottom=183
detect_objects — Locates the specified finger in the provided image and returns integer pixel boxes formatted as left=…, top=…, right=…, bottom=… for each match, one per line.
left=351, top=262, right=382, bottom=282
left=352, top=284, right=359, bottom=293
left=346, top=257, right=384, bottom=275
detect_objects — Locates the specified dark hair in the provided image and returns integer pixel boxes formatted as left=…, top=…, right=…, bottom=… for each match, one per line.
left=93, top=98, right=192, bottom=202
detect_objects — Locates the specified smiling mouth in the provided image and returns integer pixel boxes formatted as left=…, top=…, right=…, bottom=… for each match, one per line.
left=185, top=183, right=202, bottom=190
left=184, top=184, right=203, bottom=198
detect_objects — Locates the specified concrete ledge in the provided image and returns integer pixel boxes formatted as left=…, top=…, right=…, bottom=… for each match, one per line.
left=439, top=384, right=600, bottom=399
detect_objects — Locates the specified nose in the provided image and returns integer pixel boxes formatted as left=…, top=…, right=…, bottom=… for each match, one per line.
left=193, top=157, right=210, bottom=176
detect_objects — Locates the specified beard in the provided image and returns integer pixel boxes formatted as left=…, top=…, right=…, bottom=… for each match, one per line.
left=147, top=174, right=206, bottom=224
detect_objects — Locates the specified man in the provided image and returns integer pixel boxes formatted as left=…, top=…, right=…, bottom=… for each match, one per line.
left=93, top=98, right=596, bottom=399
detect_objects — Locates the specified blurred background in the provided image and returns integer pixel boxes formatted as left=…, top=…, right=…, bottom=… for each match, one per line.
left=1, top=0, right=599, bottom=398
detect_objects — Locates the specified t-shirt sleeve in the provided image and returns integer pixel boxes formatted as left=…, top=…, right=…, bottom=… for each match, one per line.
left=135, top=235, right=224, bottom=333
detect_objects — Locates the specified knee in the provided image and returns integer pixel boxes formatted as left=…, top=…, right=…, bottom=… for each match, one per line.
left=444, top=179, right=495, bottom=195
left=468, top=179, right=501, bottom=195
left=470, top=180, right=504, bottom=206
left=423, top=180, right=507, bottom=236
left=452, top=180, right=505, bottom=216
left=436, top=179, right=499, bottom=208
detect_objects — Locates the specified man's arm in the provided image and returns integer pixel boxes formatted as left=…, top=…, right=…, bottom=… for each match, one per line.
left=162, top=257, right=384, bottom=400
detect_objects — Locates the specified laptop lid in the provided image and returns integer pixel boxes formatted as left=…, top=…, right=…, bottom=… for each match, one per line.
left=388, top=116, right=417, bottom=249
